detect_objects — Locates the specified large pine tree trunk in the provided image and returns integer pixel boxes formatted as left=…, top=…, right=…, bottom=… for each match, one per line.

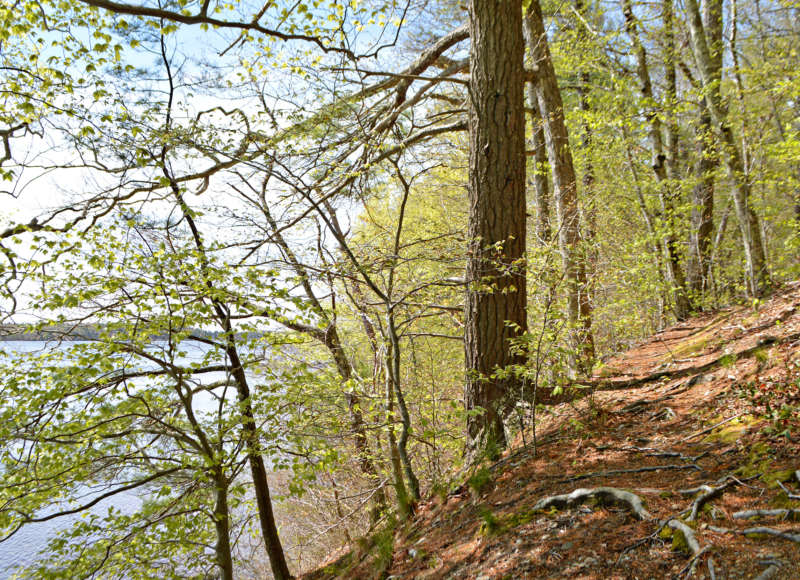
left=526, top=0, right=594, bottom=376
left=465, top=0, right=527, bottom=460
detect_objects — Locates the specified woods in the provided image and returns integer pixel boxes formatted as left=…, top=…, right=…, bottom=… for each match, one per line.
left=1, top=0, right=799, bottom=576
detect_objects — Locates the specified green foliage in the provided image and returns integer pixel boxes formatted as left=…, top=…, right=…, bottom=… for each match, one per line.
left=467, top=466, right=493, bottom=497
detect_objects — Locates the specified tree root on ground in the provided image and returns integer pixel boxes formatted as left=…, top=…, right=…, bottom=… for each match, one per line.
left=710, top=525, right=800, bottom=543
left=733, top=508, right=800, bottom=520
left=680, top=475, right=758, bottom=521
left=560, top=463, right=700, bottom=483
left=532, top=487, right=651, bottom=520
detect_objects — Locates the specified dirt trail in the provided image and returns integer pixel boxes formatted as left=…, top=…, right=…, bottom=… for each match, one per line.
left=305, top=282, right=800, bottom=579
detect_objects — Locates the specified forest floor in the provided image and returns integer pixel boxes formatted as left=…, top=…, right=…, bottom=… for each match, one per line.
left=302, top=281, right=800, bottom=580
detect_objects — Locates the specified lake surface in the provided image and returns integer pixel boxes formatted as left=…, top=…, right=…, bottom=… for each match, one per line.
left=0, top=340, right=222, bottom=578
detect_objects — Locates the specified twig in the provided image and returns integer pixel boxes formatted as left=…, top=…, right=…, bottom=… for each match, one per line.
left=776, top=480, right=800, bottom=500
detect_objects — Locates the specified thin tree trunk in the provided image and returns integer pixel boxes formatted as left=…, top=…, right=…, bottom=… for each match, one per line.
left=173, top=188, right=292, bottom=580
left=213, top=472, right=234, bottom=580
left=260, top=198, right=387, bottom=522
left=526, top=0, right=594, bottom=376
left=622, top=0, right=690, bottom=319
left=525, top=75, right=552, bottom=244
left=687, top=103, right=716, bottom=301
left=574, top=0, right=597, bottom=364
left=465, top=0, right=528, bottom=460
left=685, top=0, right=770, bottom=296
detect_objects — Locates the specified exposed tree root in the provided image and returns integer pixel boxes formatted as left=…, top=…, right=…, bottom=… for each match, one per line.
left=710, top=525, right=800, bottom=543
left=532, top=487, right=651, bottom=520
left=753, top=557, right=784, bottom=580
left=590, top=330, right=800, bottom=391
left=733, top=509, right=800, bottom=520
left=682, top=475, right=751, bottom=521
left=664, top=519, right=702, bottom=555
left=560, top=464, right=700, bottom=483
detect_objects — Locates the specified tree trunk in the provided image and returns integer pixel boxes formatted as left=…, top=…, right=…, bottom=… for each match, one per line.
left=622, top=0, right=691, bottom=320
left=687, top=0, right=721, bottom=301
left=213, top=472, right=234, bottom=580
left=687, top=103, right=716, bottom=300
left=526, top=0, right=594, bottom=376
left=525, top=75, right=552, bottom=245
left=171, top=182, right=292, bottom=580
left=465, top=0, right=527, bottom=460
left=685, top=0, right=770, bottom=297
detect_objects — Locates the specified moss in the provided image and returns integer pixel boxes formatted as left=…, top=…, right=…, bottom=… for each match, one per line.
left=660, top=525, right=692, bottom=554
left=505, top=508, right=539, bottom=528
left=762, top=469, right=796, bottom=488
left=704, top=414, right=758, bottom=443
left=753, top=347, right=770, bottom=365
left=770, top=491, right=800, bottom=509
left=718, top=353, right=737, bottom=368
left=671, top=529, right=691, bottom=553
left=745, top=532, right=771, bottom=540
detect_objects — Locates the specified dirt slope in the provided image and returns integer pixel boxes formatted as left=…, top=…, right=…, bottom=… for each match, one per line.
left=305, top=282, right=800, bottom=580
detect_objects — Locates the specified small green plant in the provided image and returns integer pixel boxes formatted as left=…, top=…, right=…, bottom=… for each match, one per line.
left=719, top=353, right=737, bottom=368
left=468, top=466, right=493, bottom=497
left=478, top=506, right=501, bottom=536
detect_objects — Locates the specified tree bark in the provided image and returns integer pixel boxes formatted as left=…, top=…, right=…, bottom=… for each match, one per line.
left=685, top=0, right=770, bottom=297
left=525, top=74, right=552, bottom=245
left=525, top=0, right=594, bottom=375
left=687, top=0, right=721, bottom=301
left=213, top=472, right=234, bottom=580
left=465, top=0, right=527, bottom=460
left=622, top=0, right=691, bottom=319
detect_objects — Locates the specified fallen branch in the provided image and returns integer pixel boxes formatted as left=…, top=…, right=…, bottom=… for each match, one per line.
left=533, top=487, right=651, bottom=520
left=561, top=464, right=700, bottom=483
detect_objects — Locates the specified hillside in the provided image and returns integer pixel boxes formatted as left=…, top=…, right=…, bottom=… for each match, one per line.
left=304, top=282, right=800, bottom=579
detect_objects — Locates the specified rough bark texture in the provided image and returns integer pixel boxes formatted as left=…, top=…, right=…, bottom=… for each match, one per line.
left=687, top=104, right=716, bottom=299
left=526, top=0, right=594, bottom=375
left=686, top=0, right=770, bottom=297
left=465, top=0, right=527, bottom=460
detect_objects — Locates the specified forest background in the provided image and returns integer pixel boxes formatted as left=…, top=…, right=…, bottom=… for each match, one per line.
left=0, top=0, right=798, bottom=577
